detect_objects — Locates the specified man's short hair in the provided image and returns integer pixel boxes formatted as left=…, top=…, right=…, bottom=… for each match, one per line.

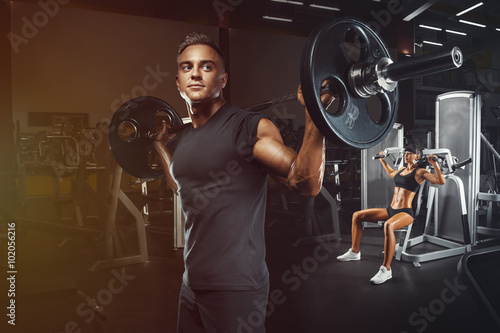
left=177, top=32, right=226, bottom=71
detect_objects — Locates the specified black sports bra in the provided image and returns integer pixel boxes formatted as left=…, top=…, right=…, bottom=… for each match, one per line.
left=394, top=168, right=420, bottom=192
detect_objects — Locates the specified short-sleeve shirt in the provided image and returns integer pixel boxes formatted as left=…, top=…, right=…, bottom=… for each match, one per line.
left=171, top=103, right=269, bottom=290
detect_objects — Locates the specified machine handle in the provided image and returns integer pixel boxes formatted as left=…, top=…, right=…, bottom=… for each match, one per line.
left=414, top=155, right=438, bottom=166
left=372, top=147, right=403, bottom=160
left=452, top=157, right=473, bottom=171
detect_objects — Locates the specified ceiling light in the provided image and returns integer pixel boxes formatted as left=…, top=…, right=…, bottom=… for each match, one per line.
left=423, top=40, right=443, bottom=46
left=496, top=28, right=500, bottom=32
left=271, top=0, right=304, bottom=5
left=263, top=15, right=293, bottom=22
left=310, top=4, right=340, bottom=11
left=445, top=29, right=467, bottom=36
left=459, top=19, right=486, bottom=28
left=456, top=2, right=484, bottom=16
left=419, top=24, right=442, bottom=31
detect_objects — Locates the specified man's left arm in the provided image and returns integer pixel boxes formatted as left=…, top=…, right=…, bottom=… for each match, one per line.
left=252, top=85, right=329, bottom=197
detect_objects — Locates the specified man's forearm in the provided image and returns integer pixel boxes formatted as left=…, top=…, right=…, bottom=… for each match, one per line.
left=287, top=111, right=325, bottom=197
left=152, top=141, right=178, bottom=193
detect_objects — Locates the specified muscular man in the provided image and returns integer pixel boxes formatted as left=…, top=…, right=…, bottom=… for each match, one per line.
left=153, top=32, right=332, bottom=332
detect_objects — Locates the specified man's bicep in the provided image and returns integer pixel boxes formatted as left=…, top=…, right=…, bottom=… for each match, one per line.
left=253, top=118, right=297, bottom=182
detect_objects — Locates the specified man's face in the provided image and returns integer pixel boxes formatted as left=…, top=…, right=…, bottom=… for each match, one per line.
left=176, top=44, right=227, bottom=105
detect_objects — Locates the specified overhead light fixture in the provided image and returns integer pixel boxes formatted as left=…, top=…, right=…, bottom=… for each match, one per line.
left=445, top=29, right=467, bottom=36
left=310, top=4, right=340, bottom=11
left=496, top=28, right=500, bottom=32
left=423, top=40, right=443, bottom=46
left=456, top=2, right=484, bottom=16
left=271, top=0, right=304, bottom=5
left=459, top=19, right=486, bottom=28
left=263, top=15, right=293, bottom=22
left=419, top=24, right=442, bottom=31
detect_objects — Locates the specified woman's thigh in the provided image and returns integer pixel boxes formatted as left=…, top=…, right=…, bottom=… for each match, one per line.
left=385, top=213, right=414, bottom=230
left=354, top=208, right=390, bottom=223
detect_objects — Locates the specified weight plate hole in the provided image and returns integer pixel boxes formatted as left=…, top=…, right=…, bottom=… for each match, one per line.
left=155, top=110, right=174, bottom=127
left=323, top=79, right=342, bottom=116
left=118, top=120, right=138, bottom=142
left=147, top=151, right=163, bottom=171
left=343, top=28, right=364, bottom=63
left=366, top=95, right=383, bottom=123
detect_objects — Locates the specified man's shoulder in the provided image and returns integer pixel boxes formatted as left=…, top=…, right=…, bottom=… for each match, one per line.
left=223, top=103, right=268, bottom=121
left=224, top=103, right=251, bottom=114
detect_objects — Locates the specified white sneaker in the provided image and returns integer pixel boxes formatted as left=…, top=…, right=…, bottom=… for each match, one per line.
left=370, top=266, right=392, bottom=284
left=336, top=248, right=361, bottom=262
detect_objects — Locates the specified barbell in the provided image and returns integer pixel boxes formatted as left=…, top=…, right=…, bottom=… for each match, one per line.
left=108, top=17, right=463, bottom=179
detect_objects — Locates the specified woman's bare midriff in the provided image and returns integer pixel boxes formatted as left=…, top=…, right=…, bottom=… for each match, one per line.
left=390, top=187, right=416, bottom=209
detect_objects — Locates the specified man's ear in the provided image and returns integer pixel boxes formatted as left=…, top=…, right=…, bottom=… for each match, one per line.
left=221, top=72, right=228, bottom=89
left=176, top=75, right=180, bottom=91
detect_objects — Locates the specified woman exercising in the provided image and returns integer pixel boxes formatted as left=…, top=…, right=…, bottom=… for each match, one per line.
left=337, top=144, right=445, bottom=284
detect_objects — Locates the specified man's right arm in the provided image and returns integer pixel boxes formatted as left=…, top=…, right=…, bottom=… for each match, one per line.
left=152, top=121, right=179, bottom=193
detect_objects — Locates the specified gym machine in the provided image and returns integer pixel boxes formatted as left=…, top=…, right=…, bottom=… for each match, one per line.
left=435, top=91, right=500, bottom=244
left=396, top=148, right=473, bottom=267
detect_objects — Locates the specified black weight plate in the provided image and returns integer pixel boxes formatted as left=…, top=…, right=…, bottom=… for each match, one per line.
left=108, top=96, right=183, bottom=179
left=300, top=17, right=399, bottom=149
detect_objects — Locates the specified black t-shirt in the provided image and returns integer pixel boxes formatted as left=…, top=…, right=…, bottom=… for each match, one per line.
left=171, top=103, right=269, bottom=290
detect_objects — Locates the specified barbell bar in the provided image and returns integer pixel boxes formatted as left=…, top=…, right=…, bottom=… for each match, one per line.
left=108, top=17, right=464, bottom=179
left=244, top=46, right=462, bottom=112
left=300, top=17, right=462, bottom=149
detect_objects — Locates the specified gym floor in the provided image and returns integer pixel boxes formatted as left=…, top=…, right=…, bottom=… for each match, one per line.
left=2, top=192, right=499, bottom=333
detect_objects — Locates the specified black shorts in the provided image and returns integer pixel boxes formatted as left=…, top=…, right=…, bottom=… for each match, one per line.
left=178, top=282, right=269, bottom=333
left=386, top=205, right=414, bottom=218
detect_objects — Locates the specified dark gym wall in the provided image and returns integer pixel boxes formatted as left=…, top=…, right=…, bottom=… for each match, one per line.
left=229, top=28, right=307, bottom=128
left=10, top=2, right=218, bottom=128
left=10, top=2, right=313, bottom=134
left=0, top=2, right=14, bottom=202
